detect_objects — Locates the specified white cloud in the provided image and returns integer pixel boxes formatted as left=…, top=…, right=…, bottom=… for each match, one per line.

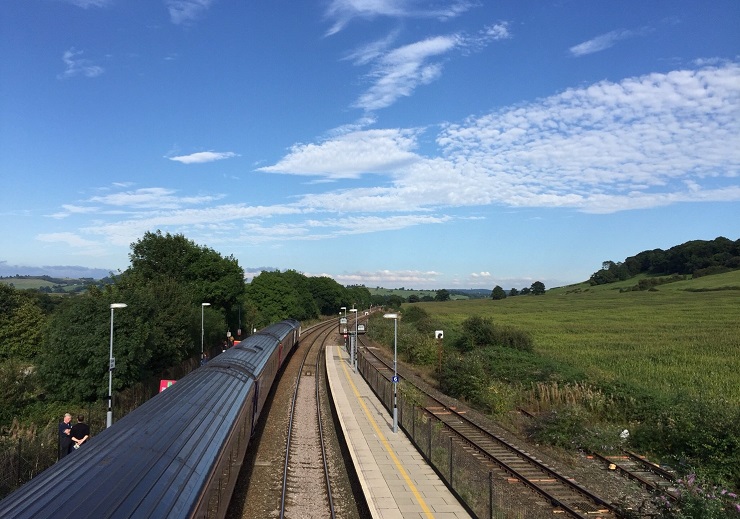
left=165, top=0, right=214, bottom=25
left=324, top=0, right=474, bottom=36
left=40, top=63, right=740, bottom=263
left=351, top=24, right=509, bottom=111
left=331, top=269, right=443, bottom=287
left=61, top=0, right=111, bottom=7
left=58, top=48, right=103, bottom=79
left=36, top=232, right=108, bottom=256
left=89, top=187, right=223, bottom=209
left=168, top=151, right=239, bottom=164
left=258, top=129, right=422, bottom=179
left=570, top=29, right=637, bottom=57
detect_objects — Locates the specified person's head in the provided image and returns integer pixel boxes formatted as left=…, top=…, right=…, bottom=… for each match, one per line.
left=64, top=413, right=72, bottom=423
left=77, top=415, right=85, bottom=423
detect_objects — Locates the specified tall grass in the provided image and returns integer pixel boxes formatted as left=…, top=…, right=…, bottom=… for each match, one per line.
left=421, top=272, right=740, bottom=405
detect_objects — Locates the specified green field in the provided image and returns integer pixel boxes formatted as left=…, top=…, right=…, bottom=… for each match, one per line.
left=416, top=270, right=740, bottom=404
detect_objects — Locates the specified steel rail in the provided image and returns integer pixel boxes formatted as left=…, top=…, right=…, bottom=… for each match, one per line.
left=359, top=336, right=618, bottom=518
left=279, top=320, right=337, bottom=519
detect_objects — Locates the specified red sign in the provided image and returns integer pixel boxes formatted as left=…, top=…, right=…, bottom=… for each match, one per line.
left=159, top=379, right=176, bottom=392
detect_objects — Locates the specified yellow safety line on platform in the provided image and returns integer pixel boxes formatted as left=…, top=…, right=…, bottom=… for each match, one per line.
left=339, top=350, right=435, bottom=519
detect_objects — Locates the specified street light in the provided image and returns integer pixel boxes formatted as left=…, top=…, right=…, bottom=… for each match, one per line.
left=384, top=313, right=398, bottom=433
left=350, top=308, right=358, bottom=372
left=201, top=303, right=211, bottom=357
left=107, top=303, right=127, bottom=428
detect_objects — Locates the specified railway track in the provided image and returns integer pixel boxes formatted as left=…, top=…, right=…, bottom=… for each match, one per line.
left=230, top=319, right=361, bottom=519
left=587, top=450, right=678, bottom=500
left=280, top=320, right=336, bottom=518
left=358, top=335, right=619, bottom=518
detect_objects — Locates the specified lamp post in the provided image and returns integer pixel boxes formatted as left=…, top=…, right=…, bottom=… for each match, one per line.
left=107, top=303, right=127, bottom=428
left=201, top=303, right=211, bottom=358
left=350, top=308, right=358, bottom=372
left=384, top=313, right=398, bottom=433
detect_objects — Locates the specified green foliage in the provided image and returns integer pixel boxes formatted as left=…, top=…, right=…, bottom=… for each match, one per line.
left=0, top=359, right=39, bottom=425
left=453, top=316, right=533, bottom=352
left=0, top=284, right=45, bottom=359
left=345, top=285, right=372, bottom=310
left=307, top=276, right=345, bottom=315
left=491, top=285, right=506, bottom=300
left=400, top=306, right=437, bottom=335
left=435, top=289, right=450, bottom=301
left=591, top=237, right=740, bottom=285
left=631, top=398, right=740, bottom=489
left=440, top=352, right=486, bottom=404
left=125, top=230, right=245, bottom=316
left=244, top=270, right=319, bottom=325
left=652, top=474, right=740, bottom=519
left=526, top=406, right=623, bottom=453
left=530, top=281, right=546, bottom=295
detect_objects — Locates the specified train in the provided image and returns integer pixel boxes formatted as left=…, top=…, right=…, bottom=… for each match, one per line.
left=0, top=319, right=301, bottom=519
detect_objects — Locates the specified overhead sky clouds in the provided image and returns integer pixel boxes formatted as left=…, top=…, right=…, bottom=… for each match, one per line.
left=1, top=1, right=738, bottom=289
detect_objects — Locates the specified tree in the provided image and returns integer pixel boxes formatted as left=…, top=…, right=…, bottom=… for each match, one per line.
left=244, top=270, right=319, bottom=326
left=0, top=284, right=45, bottom=359
left=124, top=231, right=245, bottom=318
left=345, top=285, right=372, bottom=310
left=435, top=289, right=450, bottom=302
left=490, top=285, right=507, bottom=300
left=509, top=288, right=519, bottom=297
left=531, top=281, right=546, bottom=295
left=306, top=276, right=344, bottom=316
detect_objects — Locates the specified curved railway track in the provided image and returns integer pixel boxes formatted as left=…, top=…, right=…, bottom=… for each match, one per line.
left=358, top=335, right=619, bottom=518
left=280, top=320, right=336, bottom=518
left=229, top=319, right=361, bottom=519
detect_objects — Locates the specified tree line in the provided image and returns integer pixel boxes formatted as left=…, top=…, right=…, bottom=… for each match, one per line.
left=589, top=236, right=739, bottom=286
left=0, top=230, right=373, bottom=425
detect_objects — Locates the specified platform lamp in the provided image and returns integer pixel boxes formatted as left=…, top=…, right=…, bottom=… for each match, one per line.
left=350, top=308, right=358, bottom=372
left=107, top=303, right=127, bottom=428
left=201, top=303, right=211, bottom=357
left=383, top=313, right=399, bottom=433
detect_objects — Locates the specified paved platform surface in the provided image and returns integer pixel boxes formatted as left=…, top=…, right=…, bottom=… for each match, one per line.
left=326, top=344, right=472, bottom=519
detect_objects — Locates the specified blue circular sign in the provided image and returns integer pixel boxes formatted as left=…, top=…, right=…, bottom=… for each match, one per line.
left=392, top=375, right=399, bottom=383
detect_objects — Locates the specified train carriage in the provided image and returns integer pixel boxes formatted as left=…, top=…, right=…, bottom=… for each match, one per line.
left=0, top=319, right=300, bottom=519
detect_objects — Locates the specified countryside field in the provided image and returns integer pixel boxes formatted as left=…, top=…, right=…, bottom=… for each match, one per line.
left=416, top=270, right=740, bottom=405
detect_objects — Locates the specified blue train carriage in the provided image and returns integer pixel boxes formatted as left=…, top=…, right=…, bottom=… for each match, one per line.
left=0, top=319, right=301, bottom=519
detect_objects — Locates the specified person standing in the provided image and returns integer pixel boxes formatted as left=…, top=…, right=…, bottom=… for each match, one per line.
left=70, top=415, right=90, bottom=451
left=58, top=413, right=72, bottom=459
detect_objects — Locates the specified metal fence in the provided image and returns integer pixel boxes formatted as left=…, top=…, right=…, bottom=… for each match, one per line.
left=357, top=350, right=543, bottom=519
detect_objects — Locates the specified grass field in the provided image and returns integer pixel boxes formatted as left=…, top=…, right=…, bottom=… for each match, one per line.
left=415, top=270, right=740, bottom=405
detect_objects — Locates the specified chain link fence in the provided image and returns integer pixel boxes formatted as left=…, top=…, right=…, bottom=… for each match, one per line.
left=357, top=349, right=546, bottom=519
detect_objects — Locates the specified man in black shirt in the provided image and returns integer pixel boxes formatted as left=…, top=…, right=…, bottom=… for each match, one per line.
left=70, top=415, right=90, bottom=451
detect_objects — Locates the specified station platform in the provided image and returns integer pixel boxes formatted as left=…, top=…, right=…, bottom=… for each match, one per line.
left=325, top=344, right=472, bottom=519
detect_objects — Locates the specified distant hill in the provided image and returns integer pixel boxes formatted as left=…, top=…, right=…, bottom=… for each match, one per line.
left=0, top=262, right=112, bottom=279
left=589, top=236, right=739, bottom=286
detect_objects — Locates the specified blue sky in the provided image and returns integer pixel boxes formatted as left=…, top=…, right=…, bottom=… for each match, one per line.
left=1, top=1, right=738, bottom=290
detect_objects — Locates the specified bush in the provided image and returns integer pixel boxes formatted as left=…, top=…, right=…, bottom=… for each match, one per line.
left=453, top=316, right=533, bottom=352
left=631, top=398, right=740, bottom=489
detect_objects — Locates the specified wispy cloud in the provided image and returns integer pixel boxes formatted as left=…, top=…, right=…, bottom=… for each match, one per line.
left=351, top=23, right=510, bottom=111
left=42, top=63, right=740, bottom=261
left=570, top=28, right=642, bottom=57
left=167, top=151, right=239, bottom=164
left=36, top=232, right=108, bottom=256
left=165, top=0, right=214, bottom=25
left=89, top=187, right=223, bottom=209
left=325, top=0, right=475, bottom=36
left=61, top=0, right=112, bottom=7
left=57, top=48, right=103, bottom=79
